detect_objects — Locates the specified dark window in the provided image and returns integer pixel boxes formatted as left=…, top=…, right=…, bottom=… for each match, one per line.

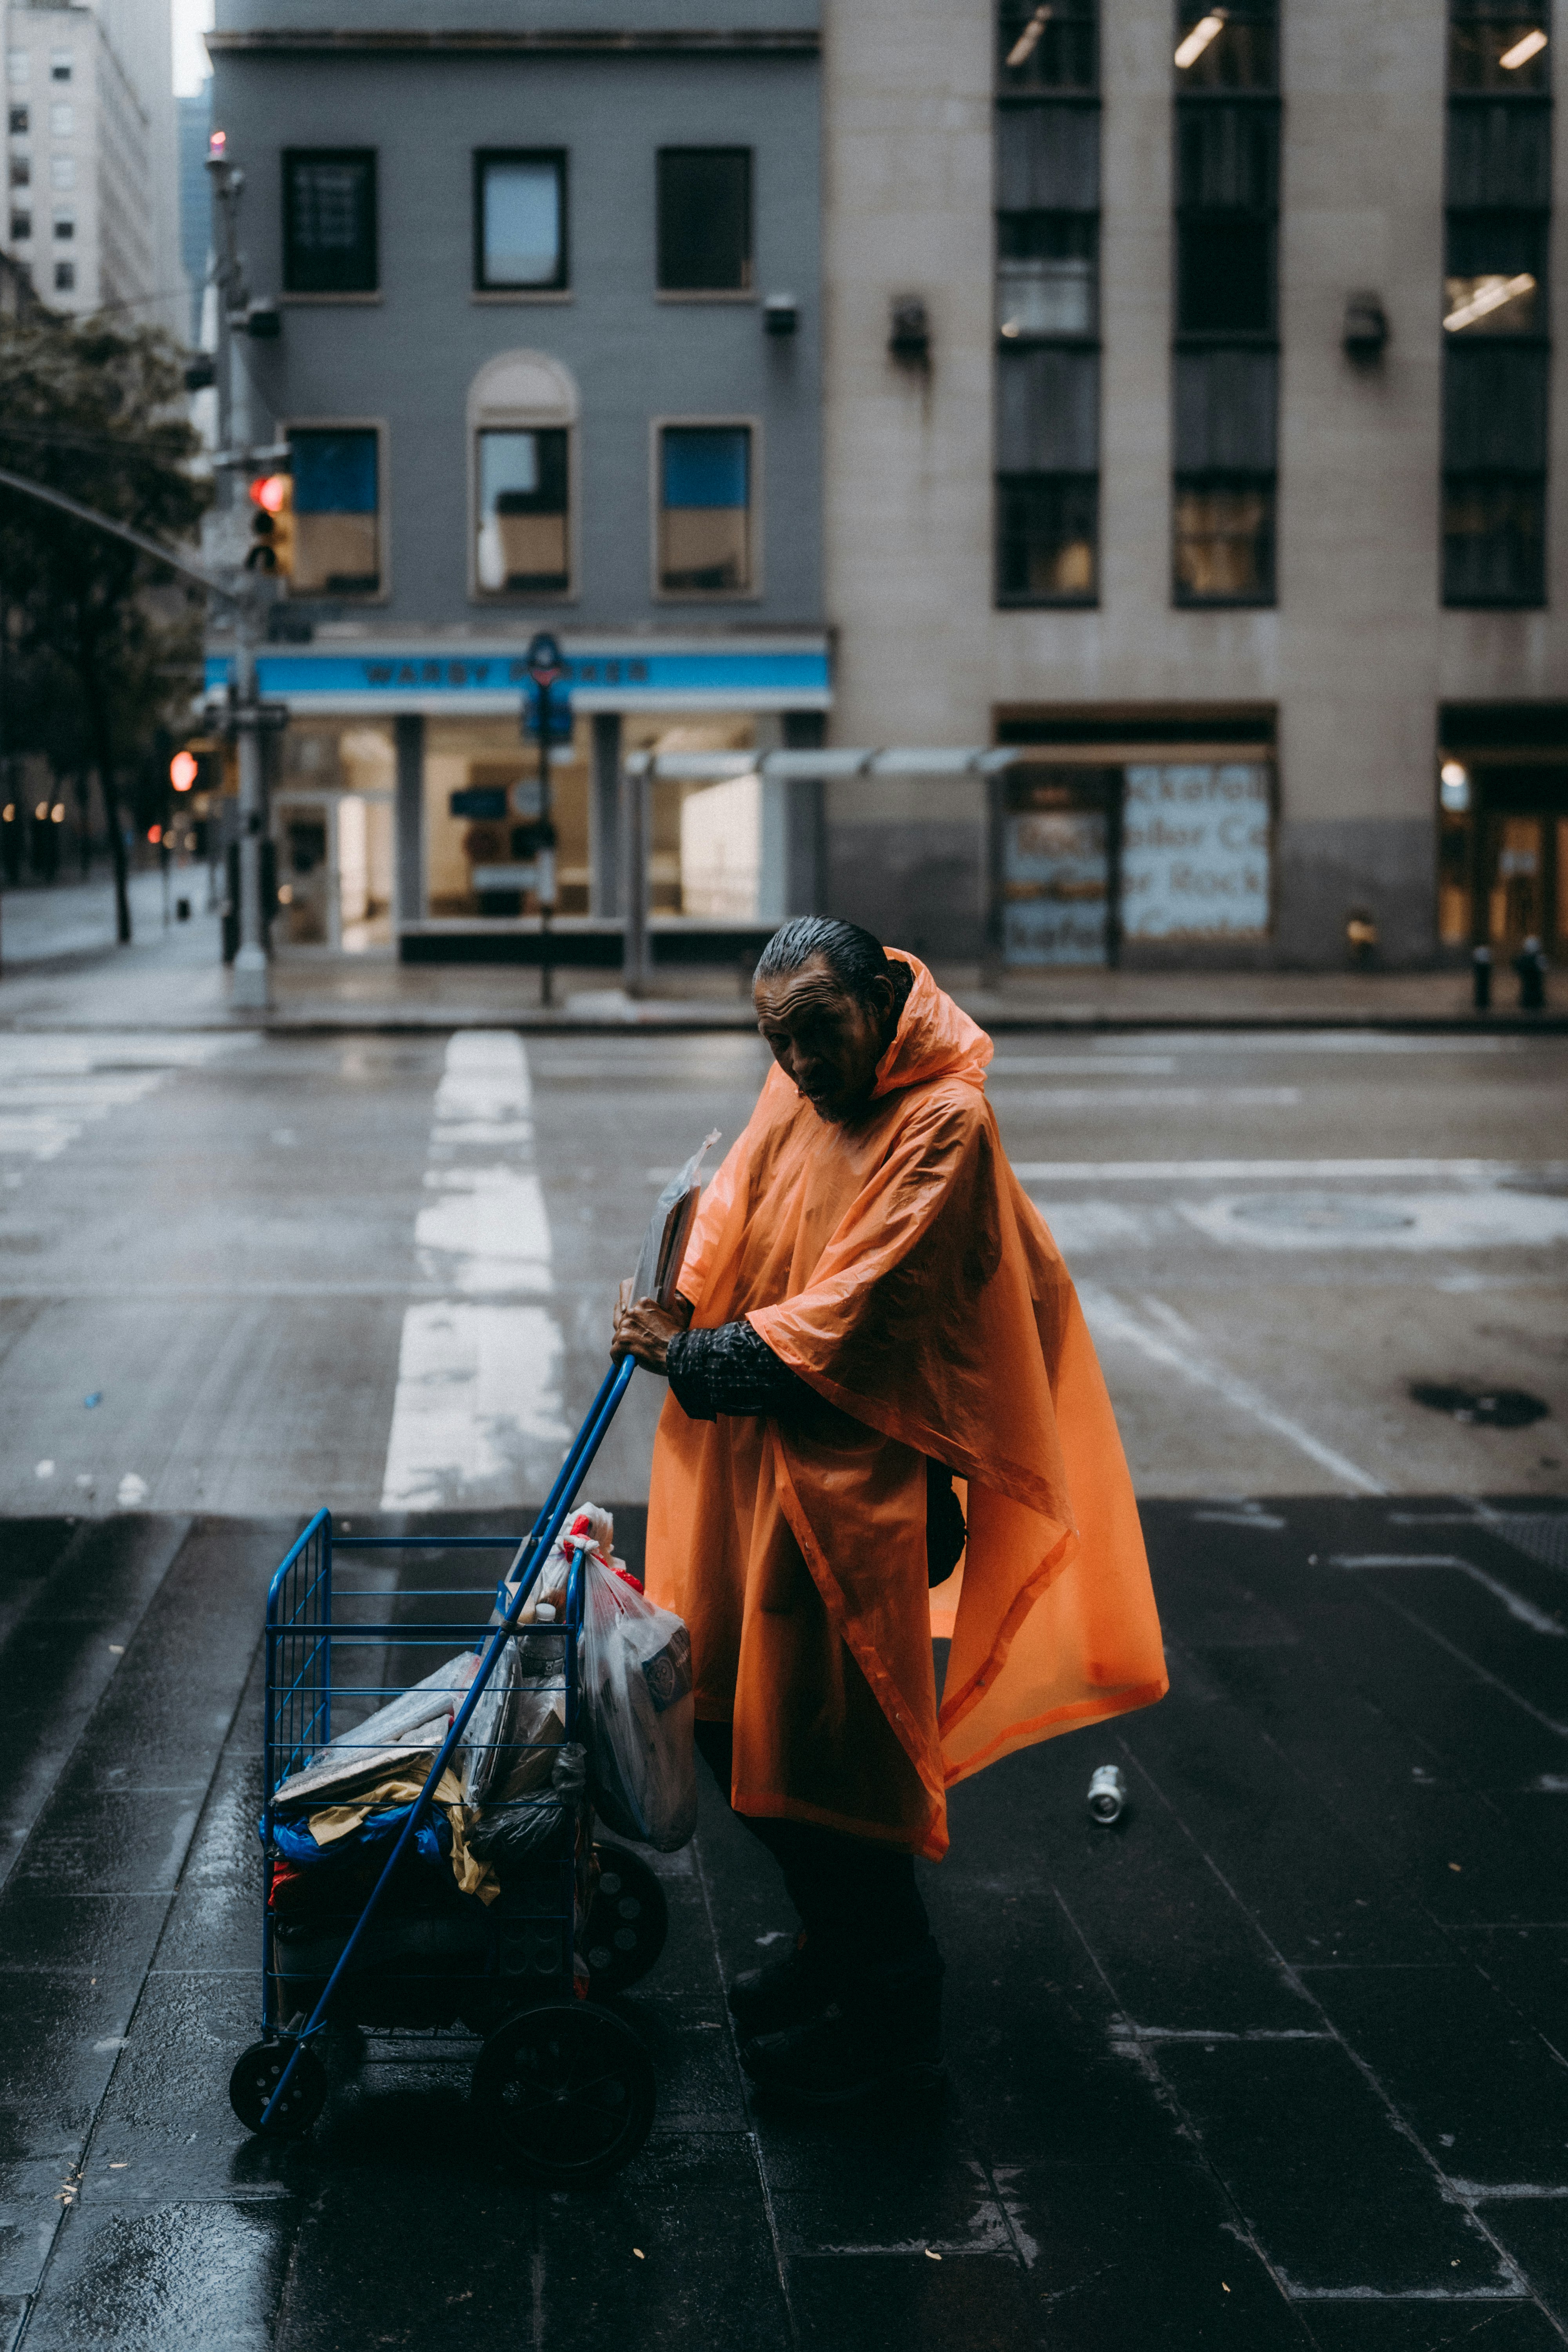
left=8, top=156, right=26, bottom=188
left=1444, top=2, right=1550, bottom=606
left=476, top=427, right=570, bottom=594
left=1443, top=475, right=1544, bottom=601
left=1448, top=7, right=1549, bottom=92
left=997, top=474, right=1097, bottom=602
left=998, top=0, right=1097, bottom=89
left=474, top=151, right=566, bottom=292
left=1173, top=2, right=1277, bottom=89
left=659, top=425, right=752, bottom=593
left=7, top=105, right=26, bottom=134
left=1178, top=217, right=1272, bottom=333
left=289, top=427, right=381, bottom=596
left=283, top=149, right=377, bottom=295
left=9, top=212, right=29, bottom=240
left=657, top=149, right=751, bottom=292
left=1171, top=2, right=1279, bottom=604
left=995, top=5, right=1101, bottom=606
left=53, top=259, right=73, bottom=290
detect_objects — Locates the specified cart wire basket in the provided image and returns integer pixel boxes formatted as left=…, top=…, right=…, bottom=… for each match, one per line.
left=228, top=1354, right=671, bottom=2187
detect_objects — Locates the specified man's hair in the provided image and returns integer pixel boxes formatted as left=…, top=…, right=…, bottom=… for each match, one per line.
left=753, top=917, right=914, bottom=1016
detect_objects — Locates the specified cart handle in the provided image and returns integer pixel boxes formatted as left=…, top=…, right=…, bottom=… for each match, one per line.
left=258, top=1351, right=636, bottom=2131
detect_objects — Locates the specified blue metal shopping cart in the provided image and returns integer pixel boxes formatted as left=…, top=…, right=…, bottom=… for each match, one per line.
left=228, top=1357, right=676, bottom=2185
left=227, top=1138, right=714, bottom=2182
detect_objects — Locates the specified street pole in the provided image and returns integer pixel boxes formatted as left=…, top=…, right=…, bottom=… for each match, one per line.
left=231, top=627, right=271, bottom=1011
left=538, top=691, right=553, bottom=1009
left=622, top=752, right=650, bottom=999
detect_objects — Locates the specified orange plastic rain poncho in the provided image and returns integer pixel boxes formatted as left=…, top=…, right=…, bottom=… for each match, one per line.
left=644, top=955, right=1167, bottom=1860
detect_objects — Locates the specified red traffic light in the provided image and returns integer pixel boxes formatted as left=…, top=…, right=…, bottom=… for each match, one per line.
left=170, top=751, right=199, bottom=793
left=249, top=474, right=289, bottom=516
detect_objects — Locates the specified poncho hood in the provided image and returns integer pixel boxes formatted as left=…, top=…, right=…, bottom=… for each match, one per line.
left=871, top=952, right=993, bottom=1101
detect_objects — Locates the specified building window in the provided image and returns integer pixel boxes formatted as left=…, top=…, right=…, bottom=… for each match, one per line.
left=49, top=100, right=70, bottom=136
left=656, top=149, right=751, bottom=292
left=8, top=105, right=27, bottom=133
left=9, top=211, right=29, bottom=241
left=995, top=2, right=1100, bottom=606
left=1171, top=0, right=1279, bottom=606
left=8, top=156, right=27, bottom=188
left=7, top=53, right=29, bottom=85
left=474, top=151, right=567, bottom=292
left=49, top=154, right=73, bottom=189
left=283, top=149, right=377, bottom=295
left=1443, top=2, right=1550, bottom=606
left=288, top=427, right=382, bottom=596
left=476, top=428, right=570, bottom=593
left=51, top=209, right=72, bottom=241
left=657, top=423, right=753, bottom=593
left=997, top=473, right=1098, bottom=599
left=49, top=49, right=71, bottom=82
left=53, top=258, right=73, bottom=290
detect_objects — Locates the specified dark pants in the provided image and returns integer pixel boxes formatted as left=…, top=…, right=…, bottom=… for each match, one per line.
left=694, top=1718, right=932, bottom=1969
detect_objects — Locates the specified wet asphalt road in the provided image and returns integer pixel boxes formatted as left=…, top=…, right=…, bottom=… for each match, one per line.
left=0, top=1024, right=1565, bottom=1512
left=0, top=1022, right=1565, bottom=2347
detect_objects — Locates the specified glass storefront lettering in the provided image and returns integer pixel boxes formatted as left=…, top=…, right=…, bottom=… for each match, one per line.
left=1121, top=763, right=1271, bottom=940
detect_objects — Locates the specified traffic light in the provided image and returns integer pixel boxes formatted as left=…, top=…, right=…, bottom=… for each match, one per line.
left=245, top=472, right=295, bottom=577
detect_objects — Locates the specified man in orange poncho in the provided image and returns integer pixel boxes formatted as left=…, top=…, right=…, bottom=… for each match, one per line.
left=612, top=917, right=1165, bottom=2104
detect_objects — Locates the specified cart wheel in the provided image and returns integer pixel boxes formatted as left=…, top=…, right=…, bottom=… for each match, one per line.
left=586, top=1844, right=668, bottom=1993
left=228, top=2038, right=328, bottom=2138
left=473, top=2002, right=655, bottom=2185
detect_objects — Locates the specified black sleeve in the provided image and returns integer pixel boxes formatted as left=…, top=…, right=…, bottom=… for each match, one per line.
left=926, top=1459, right=967, bottom=1588
left=666, top=1320, right=817, bottom=1423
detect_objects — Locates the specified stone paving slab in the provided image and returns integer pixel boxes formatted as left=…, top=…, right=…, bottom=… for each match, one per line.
left=0, top=1494, right=1564, bottom=2350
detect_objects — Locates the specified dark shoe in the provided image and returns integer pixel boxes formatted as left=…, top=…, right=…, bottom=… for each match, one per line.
left=739, top=2004, right=944, bottom=2106
left=727, top=1934, right=838, bottom=2039
left=739, top=1942, right=945, bottom=2107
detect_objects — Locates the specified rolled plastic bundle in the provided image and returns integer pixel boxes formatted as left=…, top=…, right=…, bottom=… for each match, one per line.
left=469, top=1744, right=588, bottom=1874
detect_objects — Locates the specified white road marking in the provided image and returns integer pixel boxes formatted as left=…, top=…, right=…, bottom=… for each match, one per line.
left=0, top=1034, right=257, bottom=1160
left=1098, top=1032, right=1532, bottom=1055
left=1179, top=1190, right=1568, bottom=1252
left=1077, top=1285, right=1387, bottom=1495
left=1018, top=1158, right=1567, bottom=1182
left=381, top=1031, right=567, bottom=1511
left=1332, top=1556, right=1564, bottom=1637
left=987, top=1054, right=1178, bottom=1076
left=993, top=1086, right=1302, bottom=1110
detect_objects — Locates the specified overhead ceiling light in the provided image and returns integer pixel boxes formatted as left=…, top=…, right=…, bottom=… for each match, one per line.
left=1174, top=10, right=1226, bottom=69
left=1443, top=271, right=1535, bottom=331
left=1005, top=5, right=1051, bottom=69
left=1499, top=27, right=1548, bottom=69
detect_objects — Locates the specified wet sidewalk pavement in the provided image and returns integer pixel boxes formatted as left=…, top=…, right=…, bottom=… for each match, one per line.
left=2, top=877, right=1564, bottom=1033
left=1, top=1495, right=1564, bottom=2350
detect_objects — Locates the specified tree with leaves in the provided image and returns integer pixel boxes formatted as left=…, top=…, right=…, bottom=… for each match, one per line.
left=0, top=310, right=209, bottom=942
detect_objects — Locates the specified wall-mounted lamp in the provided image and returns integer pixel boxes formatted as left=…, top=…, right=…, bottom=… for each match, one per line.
left=889, top=294, right=930, bottom=366
left=1343, top=291, right=1388, bottom=365
left=1439, top=760, right=1471, bottom=813
left=763, top=292, right=798, bottom=337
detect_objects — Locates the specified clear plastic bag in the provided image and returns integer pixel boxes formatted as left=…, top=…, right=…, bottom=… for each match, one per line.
left=581, top=1554, right=697, bottom=1852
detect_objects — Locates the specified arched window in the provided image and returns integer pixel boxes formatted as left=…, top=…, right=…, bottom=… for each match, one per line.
left=467, top=349, right=579, bottom=599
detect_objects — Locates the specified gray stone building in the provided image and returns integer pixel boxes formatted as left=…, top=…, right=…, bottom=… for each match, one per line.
left=205, top=0, right=824, bottom=962
left=820, top=0, right=1568, bottom=973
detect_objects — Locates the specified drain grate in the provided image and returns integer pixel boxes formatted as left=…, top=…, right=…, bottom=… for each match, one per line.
left=1409, top=1383, right=1550, bottom=1430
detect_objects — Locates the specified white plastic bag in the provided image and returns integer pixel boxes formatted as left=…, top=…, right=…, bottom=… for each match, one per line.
left=581, top=1554, right=697, bottom=1852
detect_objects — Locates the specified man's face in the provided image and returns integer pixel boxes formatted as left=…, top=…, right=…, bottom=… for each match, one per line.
left=753, top=954, right=892, bottom=1124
